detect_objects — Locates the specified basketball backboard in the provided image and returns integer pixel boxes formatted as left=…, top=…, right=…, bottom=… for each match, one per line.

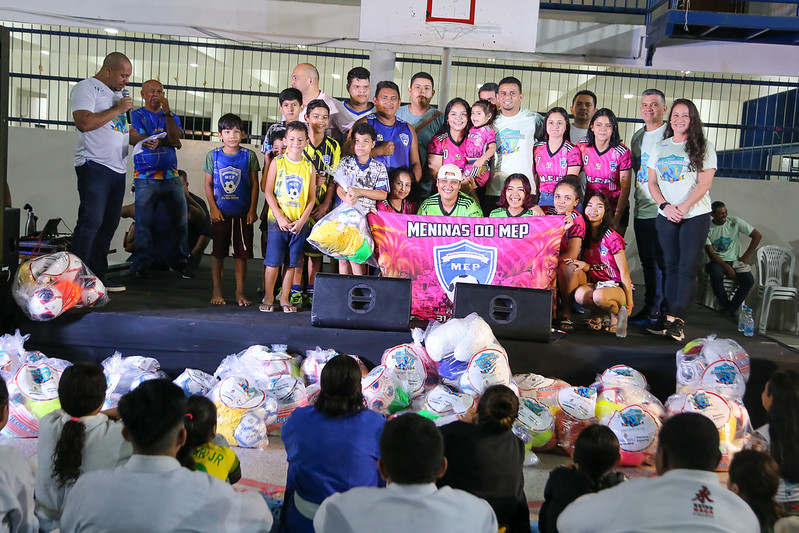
left=360, top=0, right=539, bottom=53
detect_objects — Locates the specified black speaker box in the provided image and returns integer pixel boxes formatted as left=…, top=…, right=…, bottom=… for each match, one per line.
left=311, top=273, right=412, bottom=331
left=453, top=283, right=552, bottom=343
left=3, top=207, right=19, bottom=269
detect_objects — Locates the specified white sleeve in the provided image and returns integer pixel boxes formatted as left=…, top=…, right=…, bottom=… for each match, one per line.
left=703, top=141, right=717, bottom=170
left=226, top=488, right=272, bottom=533
left=70, top=81, right=96, bottom=113
left=556, top=492, right=614, bottom=533
left=313, top=493, right=354, bottom=533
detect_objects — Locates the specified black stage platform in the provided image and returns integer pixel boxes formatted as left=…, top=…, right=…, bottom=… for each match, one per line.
left=11, top=260, right=799, bottom=428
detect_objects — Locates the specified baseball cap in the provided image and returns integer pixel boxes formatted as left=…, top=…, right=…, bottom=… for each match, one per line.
left=437, top=163, right=464, bottom=182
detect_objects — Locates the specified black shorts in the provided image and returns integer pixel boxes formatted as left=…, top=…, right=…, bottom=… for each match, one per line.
left=211, top=217, right=254, bottom=259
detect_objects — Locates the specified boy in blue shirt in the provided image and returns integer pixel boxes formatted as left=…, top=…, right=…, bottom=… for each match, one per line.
left=203, top=113, right=260, bottom=306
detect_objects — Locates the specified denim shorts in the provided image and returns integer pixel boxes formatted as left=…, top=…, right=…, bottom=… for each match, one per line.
left=264, top=221, right=310, bottom=268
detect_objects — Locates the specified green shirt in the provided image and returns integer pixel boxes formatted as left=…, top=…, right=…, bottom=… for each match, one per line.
left=418, top=192, right=483, bottom=217
left=488, top=208, right=535, bottom=218
left=706, top=216, right=755, bottom=262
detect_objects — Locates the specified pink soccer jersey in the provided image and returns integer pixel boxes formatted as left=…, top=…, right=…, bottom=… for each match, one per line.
left=583, top=228, right=625, bottom=284
left=535, top=140, right=582, bottom=194
left=546, top=206, right=586, bottom=254
left=428, top=133, right=469, bottom=170
left=579, top=143, right=631, bottom=207
left=463, top=125, right=496, bottom=186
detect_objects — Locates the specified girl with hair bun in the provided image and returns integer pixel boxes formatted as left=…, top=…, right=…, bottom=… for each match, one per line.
left=438, top=385, right=529, bottom=533
left=177, top=395, right=242, bottom=484
left=35, top=362, right=132, bottom=531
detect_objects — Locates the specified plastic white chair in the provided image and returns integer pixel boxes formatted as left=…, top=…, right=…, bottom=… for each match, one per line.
left=756, top=245, right=798, bottom=334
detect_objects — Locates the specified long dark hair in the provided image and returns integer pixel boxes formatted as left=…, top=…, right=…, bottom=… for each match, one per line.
left=728, top=449, right=783, bottom=531
left=314, top=355, right=366, bottom=417
left=572, top=424, right=620, bottom=490
left=476, top=385, right=519, bottom=433
left=471, top=99, right=496, bottom=127
left=586, top=108, right=621, bottom=149
left=582, top=193, right=614, bottom=246
left=436, top=98, right=472, bottom=137
left=52, top=362, right=107, bottom=487
left=766, top=370, right=799, bottom=482
left=177, top=395, right=217, bottom=470
left=496, top=173, right=536, bottom=210
left=542, top=107, right=571, bottom=144
left=665, top=98, right=707, bottom=172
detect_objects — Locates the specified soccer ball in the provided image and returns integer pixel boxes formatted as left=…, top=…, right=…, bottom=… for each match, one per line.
left=27, top=286, right=64, bottom=320
left=445, top=274, right=479, bottom=302
left=79, top=276, right=107, bottom=307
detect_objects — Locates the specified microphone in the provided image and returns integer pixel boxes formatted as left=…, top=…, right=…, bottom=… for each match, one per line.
left=121, top=89, right=132, bottom=124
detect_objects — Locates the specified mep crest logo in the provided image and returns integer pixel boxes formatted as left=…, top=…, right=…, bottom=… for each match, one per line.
left=610, top=161, right=617, bottom=171
left=322, top=154, right=332, bottom=166
left=285, top=175, right=303, bottom=203
left=399, top=133, right=410, bottom=147
left=433, top=239, right=497, bottom=302
left=689, top=391, right=711, bottom=410
left=600, top=244, right=609, bottom=256
left=712, top=362, right=738, bottom=385
left=658, top=154, right=685, bottom=183
left=619, top=407, right=644, bottom=428
left=560, top=158, right=568, bottom=169
left=220, top=166, right=241, bottom=195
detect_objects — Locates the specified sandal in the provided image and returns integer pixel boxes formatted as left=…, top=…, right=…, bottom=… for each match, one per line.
left=604, top=323, right=617, bottom=334
left=281, top=304, right=297, bottom=313
left=558, top=317, right=575, bottom=331
left=585, top=317, right=603, bottom=331
left=259, top=303, right=275, bottom=313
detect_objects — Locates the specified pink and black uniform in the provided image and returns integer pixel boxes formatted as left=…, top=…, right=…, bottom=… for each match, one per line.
left=546, top=206, right=586, bottom=255
left=376, top=199, right=417, bottom=215
left=463, top=125, right=496, bottom=186
left=583, top=229, right=625, bottom=284
left=534, top=140, right=581, bottom=199
left=579, top=143, right=631, bottom=210
left=428, top=132, right=469, bottom=172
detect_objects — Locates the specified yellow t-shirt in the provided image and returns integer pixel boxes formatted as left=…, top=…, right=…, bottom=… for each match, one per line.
left=268, top=154, right=314, bottom=222
left=192, top=442, right=240, bottom=482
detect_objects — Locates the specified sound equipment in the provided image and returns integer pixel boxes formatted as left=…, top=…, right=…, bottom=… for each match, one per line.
left=311, top=273, right=412, bottom=331
left=3, top=207, right=19, bottom=269
left=453, top=283, right=552, bottom=343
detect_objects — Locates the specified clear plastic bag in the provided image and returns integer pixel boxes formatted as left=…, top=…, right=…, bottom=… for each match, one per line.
left=307, top=202, right=375, bottom=264
left=207, top=376, right=278, bottom=449
left=174, top=369, right=218, bottom=396
left=12, top=252, right=109, bottom=320
left=102, top=352, right=168, bottom=409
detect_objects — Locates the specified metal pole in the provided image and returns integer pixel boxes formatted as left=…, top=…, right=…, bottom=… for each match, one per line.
left=439, top=47, right=452, bottom=107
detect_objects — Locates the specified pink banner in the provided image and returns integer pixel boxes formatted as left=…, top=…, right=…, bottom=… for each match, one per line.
left=368, top=213, right=564, bottom=321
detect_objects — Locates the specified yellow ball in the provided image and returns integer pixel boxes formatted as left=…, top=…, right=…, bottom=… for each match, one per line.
left=595, top=400, right=622, bottom=421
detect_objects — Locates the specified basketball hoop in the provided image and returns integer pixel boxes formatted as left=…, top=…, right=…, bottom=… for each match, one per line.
left=428, top=21, right=476, bottom=41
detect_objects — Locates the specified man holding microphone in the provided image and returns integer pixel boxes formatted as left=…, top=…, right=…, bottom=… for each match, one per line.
left=70, top=52, right=133, bottom=291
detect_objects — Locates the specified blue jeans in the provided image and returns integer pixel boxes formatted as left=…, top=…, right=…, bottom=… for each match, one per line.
left=70, top=161, right=126, bottom=282
left=133, top=178, right=188, bottom=270
left=656, top=213, right=711, bottom=318
left=706, top=260, right=754, bottom=312
left=634, top=217, right=666, bottom=316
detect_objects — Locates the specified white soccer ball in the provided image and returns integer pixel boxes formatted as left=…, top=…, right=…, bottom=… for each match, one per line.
left=79, top=276, right=107, bottom=307
left=27, top=286, right=64, bottom=320
left=445, top=274, right=479, bottom=302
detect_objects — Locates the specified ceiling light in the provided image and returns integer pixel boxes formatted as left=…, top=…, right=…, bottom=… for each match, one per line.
left=189, top=63, right=199, bottom=68
left=623, top=94, right=634, bottom=99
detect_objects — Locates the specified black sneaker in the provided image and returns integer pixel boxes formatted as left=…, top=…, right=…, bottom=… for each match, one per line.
left=629, top=310, right=659, bottom=326
left=666, top=317, right=685, bottom=342
left=104, top=281, right=126, bottom=292
left=645, top=317, right=668, bottom=336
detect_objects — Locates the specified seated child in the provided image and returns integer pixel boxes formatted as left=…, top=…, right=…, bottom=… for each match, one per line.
left=261, top=121, right=316, bottom=313
left=0, top=376, right=37, bottom=533
left=178, top=395, right=242, bottom=484
left=35, top=362, right=133, bottom=531
left=537, top=424, right=626, bottom=533
left=334, top=121, right=389, bottom=275
left=376, top=166, right=417, bottom=215
left=204, top=112, right=261, bottom=306
left=729, top=449, right=783, bottom=532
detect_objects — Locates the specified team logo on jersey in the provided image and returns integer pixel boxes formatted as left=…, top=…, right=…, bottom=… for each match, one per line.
left=111, top=114, right=129, bottom=134
left=610, top=161, right=617, bottom=171
left=376, top=134, right=384, bottom=141
left=713, top=236, right=732, bottom=253
left=545, top=161, right=552, bottom=169
left=560, top=158, right=568, bottom=169
left=219, top=166, right=241, bottom=195
left=433, top=240, right=497, bottom=302
left=322, top=154, right=332, bottom=166
left=595, top=163, right=602, bottom=171
left=692, top=485, right=715, bottom=517
left=284, top=174, right=303, bottom=204
left=657, top=155, right=685, bottom=183
left=399, top=133, right=410, bottom=146
left=498, top=128, right=522, bottom=155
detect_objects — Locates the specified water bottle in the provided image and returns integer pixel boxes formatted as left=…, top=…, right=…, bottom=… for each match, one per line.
left=744, top=308, right=755, bottom=337
left=738, top=306, right=747, bottom=332
left=616, top=306, right=628, bottom=338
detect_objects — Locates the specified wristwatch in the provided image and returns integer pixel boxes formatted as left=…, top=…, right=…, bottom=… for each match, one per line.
left=659, top=202, right=670, bottom=210
left=163, top=111, right=174, bottom=118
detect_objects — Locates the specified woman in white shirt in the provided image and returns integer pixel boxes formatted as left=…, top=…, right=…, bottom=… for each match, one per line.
left=645, top=98, right=716, bottom=342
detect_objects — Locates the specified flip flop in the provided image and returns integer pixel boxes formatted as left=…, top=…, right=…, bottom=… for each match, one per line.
left=282, top=304, right=297, bottom=313
left=258, top=303, right=274, bottom=313
left=558, top=317, right=575, bottom=331
left=604, top=323, right=617, bottom=334
left=585, top=317, right=603, bottom=331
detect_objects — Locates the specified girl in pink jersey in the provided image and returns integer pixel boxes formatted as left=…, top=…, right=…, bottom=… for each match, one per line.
left=546, top=176, right=586, bottom=331
left=566, top=193, right=633, bottom=333
left=463, top=99, right=498, bottom=189
left=535, top=107, right=582, bottom=208
left=376, top=167, right=418, bottom=214
left=579, top=109, right=632, bottom=236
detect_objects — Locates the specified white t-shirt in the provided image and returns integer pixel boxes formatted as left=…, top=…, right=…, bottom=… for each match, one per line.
left=557, top=468, right=759, bottom=533
left=647, top=137, right=717, bottom=219
left=0, top=446, right=37, bottom=533
left=329, top=101, right=373, bottom=138
left=71, top=77, right=130, bottom=174
left=633, top=123, right=668, bottom=219
left=570, top=126, right=588, bottom=145
left=492, top=108, right=543, bottom=196
left=298, top=90, right=340, bottom=124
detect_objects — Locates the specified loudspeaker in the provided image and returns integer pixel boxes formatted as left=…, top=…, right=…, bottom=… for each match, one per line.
left=3, top=207, right=19, bottom=269
left=453, top=283, right=552, bottom=343
left=311, top=273, right=412, bottom=331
